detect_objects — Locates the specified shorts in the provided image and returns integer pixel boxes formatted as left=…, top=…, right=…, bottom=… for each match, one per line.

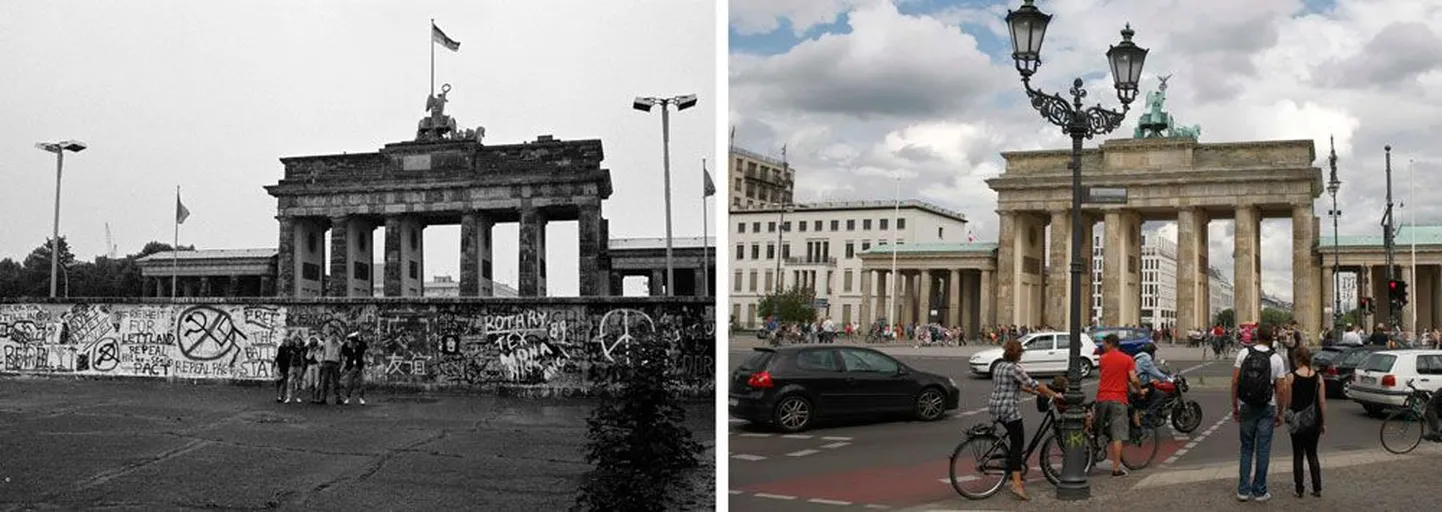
left=1096, top=400, right=1130, bottom=442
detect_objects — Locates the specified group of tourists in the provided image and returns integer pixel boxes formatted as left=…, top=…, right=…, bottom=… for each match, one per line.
left=272, top=331, right=369, bottom=406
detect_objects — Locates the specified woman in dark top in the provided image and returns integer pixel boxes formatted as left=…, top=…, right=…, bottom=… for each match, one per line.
left=1286, top=344, right=1326, bottom=498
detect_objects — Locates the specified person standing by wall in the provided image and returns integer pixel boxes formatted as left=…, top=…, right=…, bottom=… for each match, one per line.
left=286, top=334, right=306, bottom=403
left=315, top=332, right=344, bottom=405
left=341, top=332, right=368, bottom=406
left=1232, top=326, right=1288, bottom=502
left=273, top=335, right=294, bottom=403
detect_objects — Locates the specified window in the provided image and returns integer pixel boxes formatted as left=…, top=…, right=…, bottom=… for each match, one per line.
left=799, top=221, right=808, bottom=232
left=814, top=220, right=822, bottom=231
left=782, top=244, right=791, bottom=259
left=795, top=349, right=842, bottom=372
left=738, top=223, right=746, bottom=233
left=782, top=221, right=791, bottom=232
left=768, top=222, right=777, bottom=233
left=353, top=262, right=369, bottom=280
left=863, top=219, right=872, bottom=230
left=844, top=270, right=854, bottom=292
left=749, top=271, right=758, bottom=292
left=410, top=229, right=419, bottom=250
left=1416, top=355, right=1442, bottom=375
left=1023, top=335, right=1055, bottom=351
left=840, top=349, right=900, bottom=373
left=307, top=233, right=317, bottom=253
left=766, top=244, right=775, bottom=259
left=845, top=242, right=855, bottom=258
left=733, top=271, right=743, bottom=292
left=1361, top=354, right=1397, bottom=373
left=358, top=236, right=366, bottom=251
left=764, top=270, right=774, bottom=291
left=862, top=241, right=871, bottom=251
left=938, top=227, right=944, bottom=239
left=898, top=218, right=907, bottom=229
left=408, top=260, right=419, bottom=279
left=846, top=219, right=856, bottom=231
left=880, top=218, right=889, bottom=230
left=831, top=220, right=840, bottom=231
left=747, top=304, right=757, bottom=327
left=752, top=222, right=761, bottom=232
left=751, top=244, right=759, bottom=260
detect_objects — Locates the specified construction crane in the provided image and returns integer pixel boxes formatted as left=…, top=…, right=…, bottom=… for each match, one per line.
left=105, top=223, right=117, bottom=259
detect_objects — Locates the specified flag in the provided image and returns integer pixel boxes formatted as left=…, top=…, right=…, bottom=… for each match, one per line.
left=703, top=169, right=716, bottom=197
left=432, top=23, right=460, bottom=51
left=176, top=194, right=190, bottom=224
left=967, top=230, right=975, bottom=242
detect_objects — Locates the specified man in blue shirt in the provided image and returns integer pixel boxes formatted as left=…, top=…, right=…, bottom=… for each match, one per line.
left=1134, top=343, right=1173, bottom=427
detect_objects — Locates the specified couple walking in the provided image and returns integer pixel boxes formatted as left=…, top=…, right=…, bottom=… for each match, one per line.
left=1233, top=325, right=1327, bottom=501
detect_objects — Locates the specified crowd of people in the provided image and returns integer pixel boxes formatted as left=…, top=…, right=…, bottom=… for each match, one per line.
left=272, top=331, right=369, bottom=406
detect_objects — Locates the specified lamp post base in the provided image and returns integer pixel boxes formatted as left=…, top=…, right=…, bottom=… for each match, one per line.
left=1055, top=480, right=1091, bottom=501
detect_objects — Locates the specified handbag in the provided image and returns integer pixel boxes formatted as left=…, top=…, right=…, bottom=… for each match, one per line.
left=1285, top=372, right=1320, bottom=434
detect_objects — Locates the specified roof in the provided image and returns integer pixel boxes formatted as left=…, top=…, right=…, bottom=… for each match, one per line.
left=136, top=248, right=278, bottom=263
left=858, top=242, right=998, bottom=255
left=1320, top=225, right=1442, bottom=248
left=732, top=199, right=968, bottom=224
left=608, top=237, right=715, bottom=250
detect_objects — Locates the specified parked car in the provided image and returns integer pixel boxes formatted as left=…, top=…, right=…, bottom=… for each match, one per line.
left=729, top=346, right=961, bottom=432
left=971, top=331, right=1100, bottom=379
left=1348, top=349, right=1442, bottom=416
left=1088, top=327, right=1153, bottom=356
left=1315, top=345, right=1385, bottom=398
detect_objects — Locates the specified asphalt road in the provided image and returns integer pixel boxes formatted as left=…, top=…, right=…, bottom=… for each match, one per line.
left=0, top=376, right=714, bottom=511
left=727, top=344, right=1404, bottom=511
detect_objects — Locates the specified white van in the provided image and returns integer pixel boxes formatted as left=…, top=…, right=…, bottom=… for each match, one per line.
left=1348, top=349, right=1442, bottom=415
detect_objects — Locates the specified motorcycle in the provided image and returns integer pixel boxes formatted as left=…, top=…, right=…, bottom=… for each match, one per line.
left=1146, top=374, right=1203, bottom=433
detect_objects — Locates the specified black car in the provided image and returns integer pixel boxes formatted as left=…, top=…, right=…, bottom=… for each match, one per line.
left=729, top=346, right=961, bottom=432
left=1315, top=345, right=1386, bottom=397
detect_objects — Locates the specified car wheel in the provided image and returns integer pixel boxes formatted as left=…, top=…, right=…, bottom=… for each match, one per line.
left=1076, top=359, right=1094, bottom=379
left=773, top=395, right=813, bottom=433
left=915, top=387, right=946, bottom=421
left=1341, top=379, right=1352, bottom=398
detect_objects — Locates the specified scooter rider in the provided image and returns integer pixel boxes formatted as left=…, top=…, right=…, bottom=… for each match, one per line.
left=1134, top=343, right=1174, bottom=427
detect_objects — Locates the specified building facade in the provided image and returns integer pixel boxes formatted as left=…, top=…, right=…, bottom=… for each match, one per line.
left=729, top=200, right=968, bottom=329
left=1209, top=266, right=1236, bottom=324
left=728, top=146, right=794, bottom=209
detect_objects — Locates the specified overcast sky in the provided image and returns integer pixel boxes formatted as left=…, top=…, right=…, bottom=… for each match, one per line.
left=0, top=0, right=717, bottom=296
left=729, top=0, right=1442, bottom=304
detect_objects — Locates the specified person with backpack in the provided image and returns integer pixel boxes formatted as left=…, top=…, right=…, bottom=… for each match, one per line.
left=1284, top=344, right=1326, bottom=498
left=1231, top=325, right=1288, bottom=502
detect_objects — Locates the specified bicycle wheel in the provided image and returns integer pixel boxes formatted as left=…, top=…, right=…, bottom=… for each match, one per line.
left=1171, top=400, right=1203, bottom=434
left=1039, top=433, right=1094, bottom=486
left=1381, top=409, right=1423, bottom=455
left=950, top=435, right=1008, bottom=500
left=1121, top=426, right=1160, bottom=470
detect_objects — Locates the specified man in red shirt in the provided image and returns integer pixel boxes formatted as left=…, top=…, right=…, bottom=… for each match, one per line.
left=1096, top=334, right=1143, bottom=475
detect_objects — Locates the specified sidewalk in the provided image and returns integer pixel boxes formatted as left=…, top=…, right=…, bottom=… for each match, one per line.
left=729, top=336, right=1220, bottom=362
left=902, top=444, right=1442, bottom=511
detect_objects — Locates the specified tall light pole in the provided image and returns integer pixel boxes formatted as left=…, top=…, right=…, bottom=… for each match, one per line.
left=634, top=94, right=699, bottom=296
left=889, top=176, right=900, bottom=328
left=1326, top=137, right=1342, bottom=337
left=1004, top=0, right=1147, bottom=500
left=775, top=205, right=793, bottom=292
left=1383, top=146, right=1399, bottom=331
left=34, top=140, right=88, bottom=299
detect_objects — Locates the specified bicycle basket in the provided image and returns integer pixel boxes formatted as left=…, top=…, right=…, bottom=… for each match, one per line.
left=1035, top=395, right=1050, bottom=413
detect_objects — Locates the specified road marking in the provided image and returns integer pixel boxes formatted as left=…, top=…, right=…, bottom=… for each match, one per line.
left=808, top=498, right=853, bottom=506
left=1163, top=415, right=1230, bottom=466
left=731, top=453, right=767, bottom=461
left=1177, top=361, right=1214, bottom=375
left=754, top=493, right=797, bottom=500
left=782, top=434, right=814, bottom=439
left=728, top=490, right=743, bottom=495
left=738, top=433, right=772, bottom=438
left=820, top=442, right=851, bottom=449
left=788, top=449, right=821, bottom=457
left=863, top=505, right=890, bottom=510
left=821, top=436, right=854, bottom=441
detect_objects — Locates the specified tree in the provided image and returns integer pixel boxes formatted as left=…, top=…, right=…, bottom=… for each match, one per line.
left=1213, top=308, right=1235, bottom=328
left=1261, top=308, right=1294, bottom=328
left=757, top=286, right=817, bottom=324
left=1338, top=308, right=1361, bottom=328
left=577, top=329, right=703, bottom=510
left=0, top=239, right=195, bottom=298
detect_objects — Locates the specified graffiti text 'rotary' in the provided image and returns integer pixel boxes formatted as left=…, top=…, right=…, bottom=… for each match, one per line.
left=175, top=306, right=247, bottom=361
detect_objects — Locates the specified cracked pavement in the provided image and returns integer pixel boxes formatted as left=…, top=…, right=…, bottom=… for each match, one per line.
left=0, top=377, right=714, bottom=511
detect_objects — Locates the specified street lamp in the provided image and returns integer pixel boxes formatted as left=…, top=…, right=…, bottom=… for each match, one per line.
left=1004, top=0, right=1147, bottom=500
left=634, top=94, right=698, bottom=296
left=775, top=204, right=794, bottom=292
left=35, top=139, right=87, bottom=299
left=1326, top=137, right=1342, bottom=337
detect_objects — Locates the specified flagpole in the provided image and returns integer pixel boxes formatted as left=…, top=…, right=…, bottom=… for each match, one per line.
left=1409, top=159, right=1416, bottom=338
left=430, top=19, right=435, bottom=96
left=889, top=175, right=900, bottom=329
left=172, top=185, right=179, bottom=298
left=702, top=158, right=710, bottom=297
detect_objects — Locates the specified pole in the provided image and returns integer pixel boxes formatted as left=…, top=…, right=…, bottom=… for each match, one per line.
left=775, top=208, right=785, bottom=291
left=49, top=150, right=63, bottom=298
left=430, top=19, right=435, bottom=96
left=702, top=159, right=710, bottom=297
left=889, top=176, right=900, bottom=328
left=661, top=102, right=675, bottom=297
left=173, top=185, right=180, bottom=298
left=1057, top=93, right=1090, bottom=499
left=1384, top=146, right=1397, bottom=330
left=1410, top=159, right=1416, bottom=338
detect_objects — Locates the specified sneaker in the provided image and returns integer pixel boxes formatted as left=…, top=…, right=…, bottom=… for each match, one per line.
left=1293, top=490, right=1303, bottom=498
left=1236, top=493, right=1250, bottom=502
left=341, top=399, right=349, bottom=405
left=1311, top=491, right=1321, bottom=498
left=1253, top=492, right=1272, bottom=502
left=358, top=397, right=366, bottom=406
left=275, top=397, right=283, bottom=403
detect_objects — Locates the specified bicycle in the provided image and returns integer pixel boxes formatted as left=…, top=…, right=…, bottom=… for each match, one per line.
left=948, top=398, right=1071, bottom=500
left=1039, top=400, right=1160, bottom=476
left=1380, top=379, right=1437, bottom=454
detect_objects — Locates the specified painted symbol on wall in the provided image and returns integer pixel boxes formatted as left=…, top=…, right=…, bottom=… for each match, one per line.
left=175, top=306, right=247, bottom=361
left=91, top=338, right=120, bottom=372
left=592, top=309, right=655, bottom=363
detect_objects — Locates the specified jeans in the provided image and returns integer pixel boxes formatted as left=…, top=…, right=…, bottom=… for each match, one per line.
left=1238, top=403, right=1277, bottom=497
left=1290, top=430, right=1321, bottom=493
left=274, top=365, right=290, bottom=399
left=344, top=366, right=366, bottom=399
left=1002, top=418, right=1025, bottom=475
left=318, top=361, right=341, bottom=402
left=287, top=366, right=304, bottom=401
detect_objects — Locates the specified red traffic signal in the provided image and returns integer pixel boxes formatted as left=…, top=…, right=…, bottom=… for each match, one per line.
left=1390, top=280, right=1399, bottom=290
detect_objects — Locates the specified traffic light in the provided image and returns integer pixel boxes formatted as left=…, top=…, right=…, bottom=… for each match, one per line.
left=1388, top=280, right=1410, bottom=307
left=1399, top=280, right=1409, bottom=305
left=1360, top=297, right=1374, bottom=314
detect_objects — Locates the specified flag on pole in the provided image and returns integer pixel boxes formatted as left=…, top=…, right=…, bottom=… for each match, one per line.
left=432, top=23, right=460, bottom=51
left=703, top=169, right=716, bottom=197
left=967, top=230, right=976, bottom=242
left=176, top=193, right=190, bottom=224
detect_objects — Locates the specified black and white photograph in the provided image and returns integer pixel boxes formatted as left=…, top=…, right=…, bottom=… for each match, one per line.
left=1, top=1, right=718, bottom=510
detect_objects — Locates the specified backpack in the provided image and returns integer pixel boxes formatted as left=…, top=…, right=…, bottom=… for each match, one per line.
left=1238, top=346, right=1275, bottom=406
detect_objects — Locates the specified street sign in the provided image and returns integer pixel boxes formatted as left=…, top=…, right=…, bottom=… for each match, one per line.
left=812, top=299, right=830, bottom=308
left=1083, top=186, right=1128, bottom=204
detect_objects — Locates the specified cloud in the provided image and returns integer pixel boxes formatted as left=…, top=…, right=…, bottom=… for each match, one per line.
left=730, top=0, right=865, bottom=36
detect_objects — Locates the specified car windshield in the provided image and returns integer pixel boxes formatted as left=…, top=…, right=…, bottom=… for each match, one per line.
left=1360, top=353, right=1397, bottom=373
left=738, top=351, right=773, bottom=371
left=1340, top=349, right=1374, bottom=367
left=1092, top=328, right=1144, bottom=342
left=1313, top=349, right=1341, bottom=365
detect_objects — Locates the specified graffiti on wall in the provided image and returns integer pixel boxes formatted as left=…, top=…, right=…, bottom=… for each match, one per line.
left=0, top=301, right=712, bottom=392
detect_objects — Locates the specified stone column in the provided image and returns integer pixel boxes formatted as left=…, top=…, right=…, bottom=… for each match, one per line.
left=1233, top=205, right=1262, bottom=324
left=1046, top=210, right=1069, bottom=328
left=996, top=212, right=1018, bottom=326
left=980, top=269, right=995, bottom=328
left=225, top=275, right=240, bottom=297
left=1103, top=210, right=1143, bottom=326
left=917, top=270, right=933, bottom=324
left=860, top=269, right=874, bottom=328
left=1176, top=207, right=1210, bottom=335
left=1322, top=263, right=1336, bottom=331
left=460, top=211, right=495, bottom=297
left=260, top=276, right=274, bottom=297
left=609, top=271, right=624, bottom=296
left=519, top=206, right=547, bottom=297
left=1433, top=265, right=1442, bottom=330
left=874, top=271, right=889, bottom=322
left=327, top=216, right=350, bottom=297
left=578, top=203, right=604, bottom=296
left=1292, top=205, right=1320, bottom=337
left=1080, top=215, right=1097, bottom=323
left=291, top=218, right=327, bottom=297
left=948, top=269, right=962, bottom=327
left=383, top=217, right=403, bottom=297
left=198, top=277, right=212, bottom=297
left=649, top=269, right=664, bottom=296
left=962, top=270, right=979, bottom=339
left=276, top=217, right=296, bottom=296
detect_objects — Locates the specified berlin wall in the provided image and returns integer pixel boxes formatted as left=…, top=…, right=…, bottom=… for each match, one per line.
left=0, top=298, right=714, bottom=396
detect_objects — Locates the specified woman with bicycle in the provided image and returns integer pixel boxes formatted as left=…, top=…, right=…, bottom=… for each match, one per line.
left=987, top=339, right=1060, bottom=501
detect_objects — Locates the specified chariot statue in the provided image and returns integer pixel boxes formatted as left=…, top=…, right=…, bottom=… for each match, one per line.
left=1133, top=74, right=1201, bottom=140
